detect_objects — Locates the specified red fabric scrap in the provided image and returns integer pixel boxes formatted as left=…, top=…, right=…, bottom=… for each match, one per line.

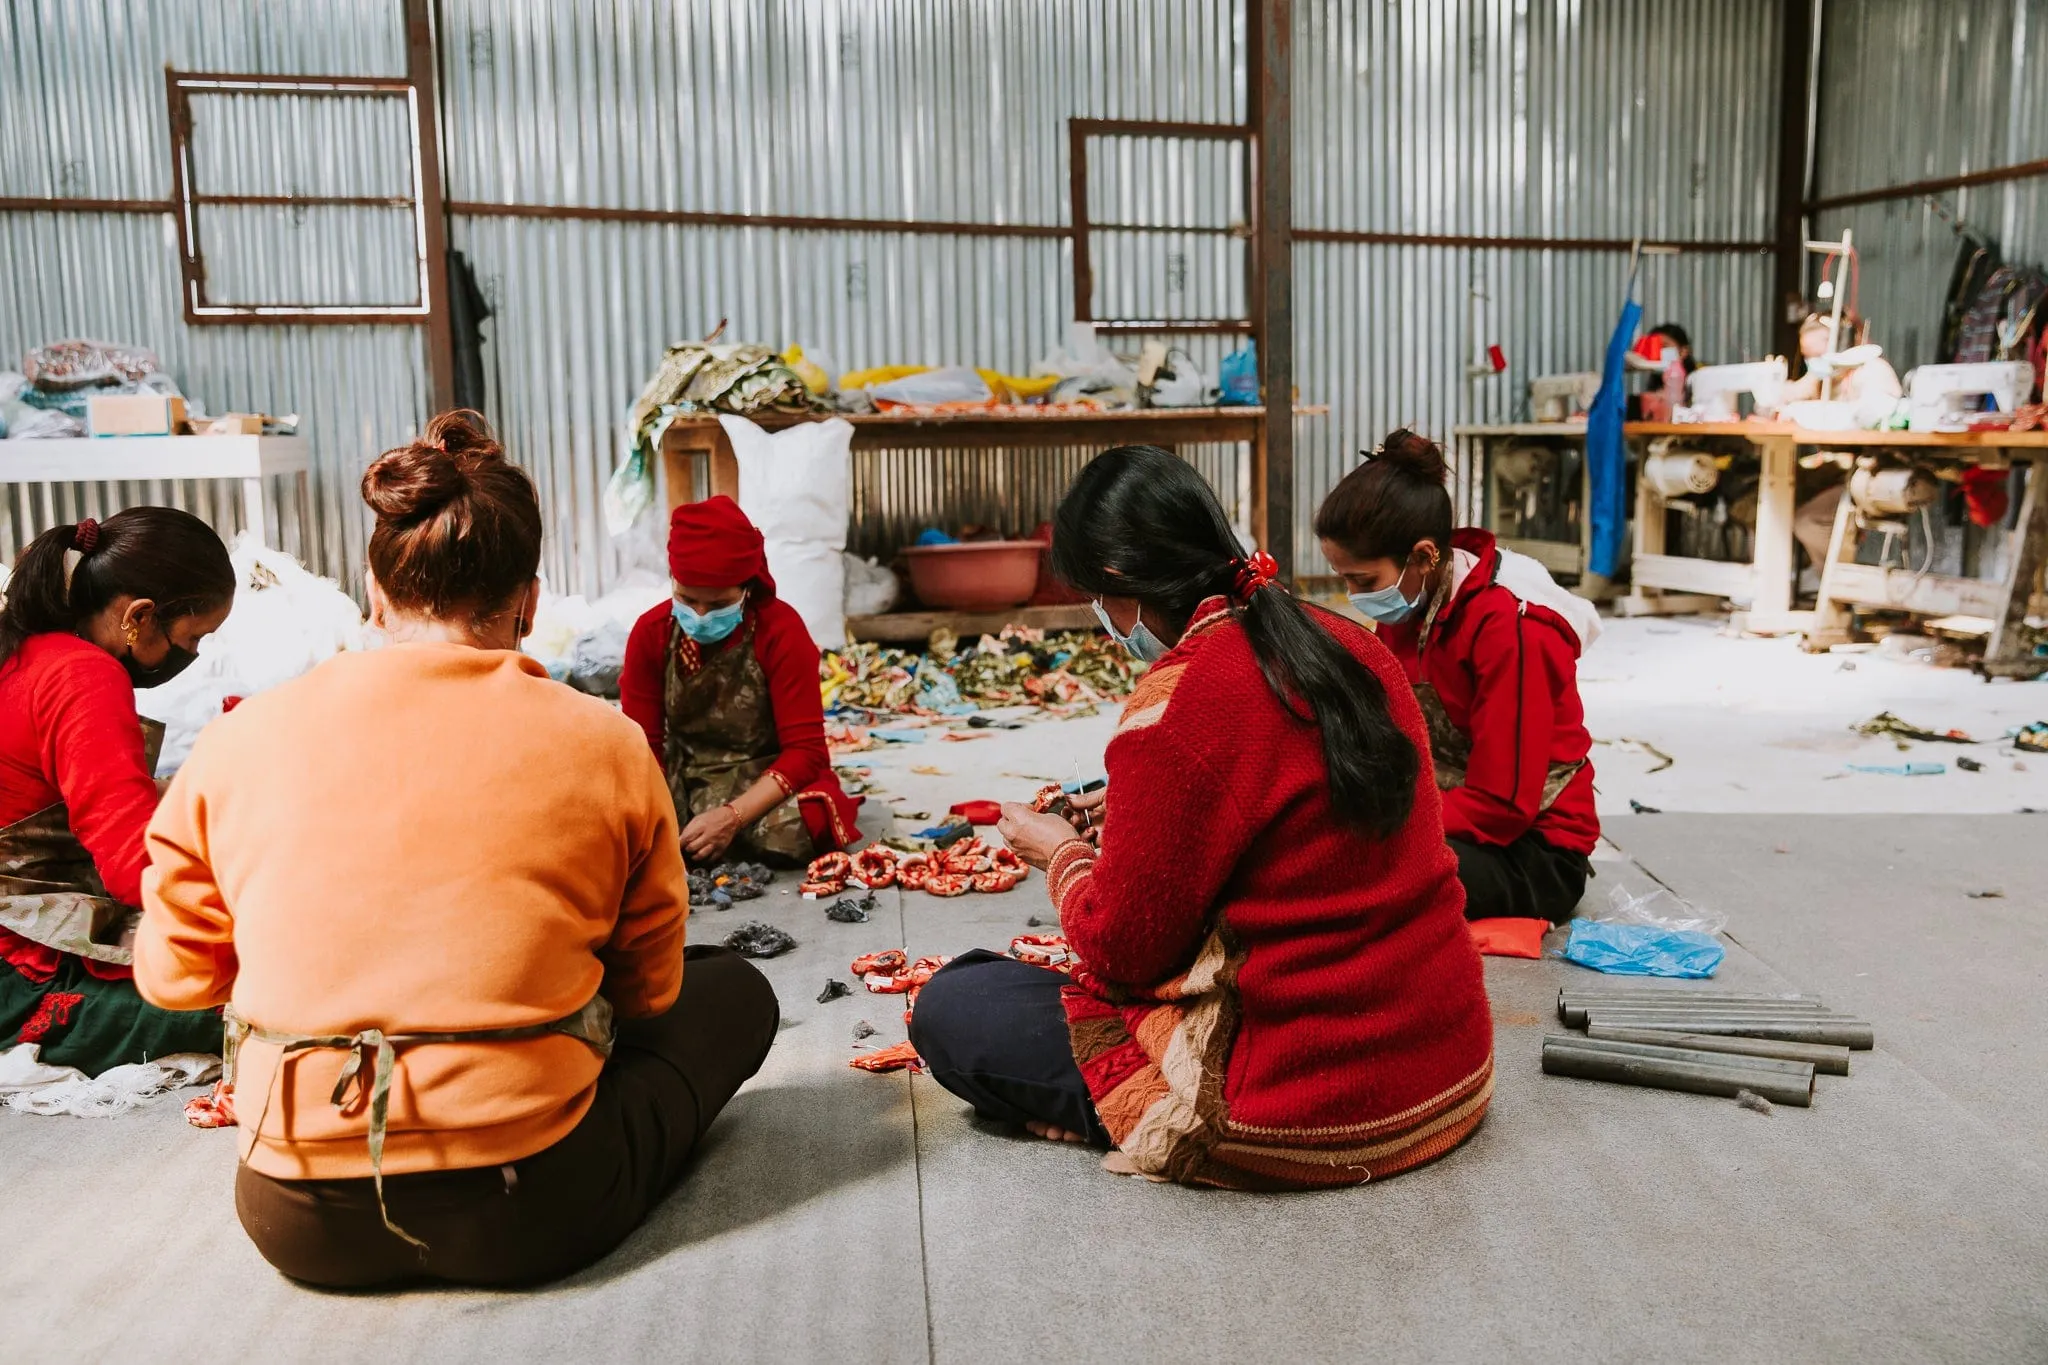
left=948, top=799, right=1002, bottom=826
left=18, top=990, right=83, bottom=1043
left=1467, top=917, right=1549, bottom=959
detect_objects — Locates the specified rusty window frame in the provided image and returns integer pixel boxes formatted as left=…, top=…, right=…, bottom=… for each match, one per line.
left=164, top=69, right=430, bottom=325
left=1068, top=118, right=1256, bottom=336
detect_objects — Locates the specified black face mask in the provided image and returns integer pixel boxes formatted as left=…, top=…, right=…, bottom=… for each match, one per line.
left=124, top=642, right=198, bottom=689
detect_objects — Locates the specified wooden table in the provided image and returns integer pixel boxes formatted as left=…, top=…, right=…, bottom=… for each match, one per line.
left=1452, top=423, right=1598, bottom=579
left=660, top=406, right=1319, bottom=556
left=1795, top=430, right=2048, bottom=679
left=0, top=435, right=310, bottom=552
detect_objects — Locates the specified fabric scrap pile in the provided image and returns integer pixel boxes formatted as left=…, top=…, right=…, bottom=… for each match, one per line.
left=686, top=861, right=775, bottom=909
left=1852, top=710, right=1977, bottom=749
left=2, top=339, right=184, bottom=439
left=847, top=935, right=1078, bottom=1072
left=821, top=627, right=1138, bottom=720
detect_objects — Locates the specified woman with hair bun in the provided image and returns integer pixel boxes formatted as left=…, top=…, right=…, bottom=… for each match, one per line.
left=136, top=411, right=776, bottom=1288
left=0, top=506, right=234, bottom=1074
left=1315, top=429, right=1602, bottom=925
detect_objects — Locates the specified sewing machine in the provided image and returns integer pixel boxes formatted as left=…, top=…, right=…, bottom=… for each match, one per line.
left=1903, top=362, right=2036, bottom=432
left=1682, top=359, right=1788, bottom=422
left=1529, top=372, right=1600, bottom=422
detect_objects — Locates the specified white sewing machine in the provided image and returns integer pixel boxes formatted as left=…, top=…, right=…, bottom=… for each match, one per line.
left=1529, top=371, right=1600, bottom=422
left=1903, top=361, right=2036, bottom=432
left=1682, top=359, right=1788, bottom=422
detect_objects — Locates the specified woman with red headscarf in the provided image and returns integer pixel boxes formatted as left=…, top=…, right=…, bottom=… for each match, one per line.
left=619, top=497, right=859, bottom=865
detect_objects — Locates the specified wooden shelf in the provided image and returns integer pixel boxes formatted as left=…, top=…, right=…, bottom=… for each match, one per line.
left=845, top=602, right=1097, bottom=645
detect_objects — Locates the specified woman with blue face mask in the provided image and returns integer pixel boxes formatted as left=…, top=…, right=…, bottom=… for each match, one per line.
left=909, top=445, right=1494, bottom=1187
left=1315, top=429, right=1602, bottom=926
left=619, top=496, right=858, bottom=866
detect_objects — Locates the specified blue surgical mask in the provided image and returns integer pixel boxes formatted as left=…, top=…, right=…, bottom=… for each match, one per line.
left=1349, top=581, right=1422, bottom=624
left=1092, top=600, right=1167, bottom=663
left=673, top=598, right=746, bottom=643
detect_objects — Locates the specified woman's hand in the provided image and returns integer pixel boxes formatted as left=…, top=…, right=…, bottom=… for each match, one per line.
left=1065, top=787, right=1106, bottom=846
left=680, top=804, right=743, bottom=863
left=997, top=802, right=1087, bottom=872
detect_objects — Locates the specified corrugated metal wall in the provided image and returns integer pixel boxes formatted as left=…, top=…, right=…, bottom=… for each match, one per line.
left=1293, top=0, right=1781, bottom=557
left=0, top=0, right=428, bottom=581
left=6, top=0, right=1799, bottom=595
left=1811, top=0, right=2048, bottom=371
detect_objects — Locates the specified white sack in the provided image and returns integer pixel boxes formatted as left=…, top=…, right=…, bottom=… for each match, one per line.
left=719, top=415, right=852, bottom=649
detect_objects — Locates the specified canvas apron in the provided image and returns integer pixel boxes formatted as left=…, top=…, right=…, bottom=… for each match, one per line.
left=661, top=615, right=814, bottom=865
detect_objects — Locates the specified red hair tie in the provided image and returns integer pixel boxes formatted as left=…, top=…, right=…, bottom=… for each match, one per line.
left=1232, top=550, right=1279, bottom=600
left=73, top=518, right=100, bottom=553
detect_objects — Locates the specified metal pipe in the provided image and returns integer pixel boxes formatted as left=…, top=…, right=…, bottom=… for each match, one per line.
left=1542, top=1038, right=1816, bottom=1107
left=1560, top=998, right=1830, bottom=1027
left=1557, top=988, right=1821, bottom=1023
left=1557, top=1035, right=1816, bottom=1079
left=1584, top=1025, right=1852, bottom=1076
left=1582, top=1013, right=1874, bottom=1049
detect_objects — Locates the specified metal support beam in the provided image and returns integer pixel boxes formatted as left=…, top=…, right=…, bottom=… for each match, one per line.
left=405, top=0, right=456, bottom=414
left=1771, top=0, right=1818, bottom=362
left=1251, top=0, right=1294, bottom=576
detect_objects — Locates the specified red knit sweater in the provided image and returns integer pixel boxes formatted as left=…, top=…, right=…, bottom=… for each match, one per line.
left=0, top=634, right=157, bottom=904
left=1050, top=599, right=1493, bottom=1189
left=1377, top=529, right=1599, bottom=856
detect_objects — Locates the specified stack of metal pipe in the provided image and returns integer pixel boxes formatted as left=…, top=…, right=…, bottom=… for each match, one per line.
left=1542, top=985, right=1871, bottom=1107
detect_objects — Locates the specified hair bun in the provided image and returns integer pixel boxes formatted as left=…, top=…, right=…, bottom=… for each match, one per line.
left=1373, top=429, right=1449, bottom=487
left=361, top=411, right=508, bottom=523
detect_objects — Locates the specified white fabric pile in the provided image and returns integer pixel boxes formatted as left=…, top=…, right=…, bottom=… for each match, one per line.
left=136, top=534, right=366, bottom=774
left=522, top=570, right=671, bottom=697
left=0, top=1043, right=217, bottom=1117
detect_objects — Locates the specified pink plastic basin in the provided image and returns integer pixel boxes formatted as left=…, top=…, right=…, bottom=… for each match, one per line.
left=902, top=541, right=1045, bottom=611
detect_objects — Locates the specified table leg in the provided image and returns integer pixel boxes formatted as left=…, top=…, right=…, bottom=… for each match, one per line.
left=240, top=476, right=269, bottom=549
left=1801, top=476, right=1859, bottom=652
left=1749, top=436, right=1797, bottom=622
left=1981, top=454, right=2047, bottom=680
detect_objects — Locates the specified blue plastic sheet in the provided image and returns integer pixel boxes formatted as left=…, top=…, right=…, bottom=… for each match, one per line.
left=1563, top=920, right=1724, bottom=978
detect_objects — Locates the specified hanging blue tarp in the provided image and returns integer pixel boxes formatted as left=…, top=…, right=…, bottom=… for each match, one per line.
left=1585, top=294, right=1641, bottom=580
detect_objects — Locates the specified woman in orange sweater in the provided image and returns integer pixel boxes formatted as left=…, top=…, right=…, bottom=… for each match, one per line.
left=136, top=411, right=778, bottom=1289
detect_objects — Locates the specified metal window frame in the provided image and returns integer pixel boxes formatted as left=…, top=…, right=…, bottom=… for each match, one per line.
left=1068, top=117, right=1256, bottom=336
left=164, top=69, right=432, bottom=325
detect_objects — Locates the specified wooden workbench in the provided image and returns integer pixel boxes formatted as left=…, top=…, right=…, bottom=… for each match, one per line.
left=660, top=406, right=1319, bottom=557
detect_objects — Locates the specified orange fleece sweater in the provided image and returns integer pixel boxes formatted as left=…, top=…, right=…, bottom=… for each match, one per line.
left=135, top=643, right=687, bottom=1180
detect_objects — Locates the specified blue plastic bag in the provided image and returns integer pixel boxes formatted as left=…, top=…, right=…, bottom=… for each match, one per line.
left=1563, top=920, right=1725, bottom=978
left=1218, top=341, right=1259, bottom=406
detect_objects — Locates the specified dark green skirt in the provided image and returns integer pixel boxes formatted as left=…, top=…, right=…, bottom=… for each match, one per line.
left=0, top=947, right=223, bottom=1073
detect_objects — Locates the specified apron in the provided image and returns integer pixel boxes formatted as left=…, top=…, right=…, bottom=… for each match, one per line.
left=0, top=721, right=224, bottom=1070
left=224, top=996, right=615, bottom=1250
left=662, top=614, right=816, bottom=865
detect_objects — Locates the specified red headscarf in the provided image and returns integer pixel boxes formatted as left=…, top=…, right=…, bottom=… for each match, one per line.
left=667, top=496, right=776, bottom=593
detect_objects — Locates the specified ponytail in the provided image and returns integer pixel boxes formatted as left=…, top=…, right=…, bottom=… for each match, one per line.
left=0, top=509, right=235, bottom=672
left=1052, top=446, right=1418, bottom=836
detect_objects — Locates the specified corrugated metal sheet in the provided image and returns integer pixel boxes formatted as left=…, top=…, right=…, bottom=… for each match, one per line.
left=1812, top=0, right=2048, bottom=373
left=0, top=0, right=422, bottom=589
left=1291, top=0, right=1781, bottom=558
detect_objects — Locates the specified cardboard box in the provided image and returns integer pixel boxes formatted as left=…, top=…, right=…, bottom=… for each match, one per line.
left=197, top=413, right=264, bottom=435
left=87, top=394, right=186, bottom=437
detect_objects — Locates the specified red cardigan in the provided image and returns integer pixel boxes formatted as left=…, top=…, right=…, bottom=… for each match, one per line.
left=620, top=596, right=831, bottom=797
left=1049, top=600, right=1493, bottom=1189
left=0, top=633, right=158, bottom=905
left=1376, top=529, right=1599, bottom=856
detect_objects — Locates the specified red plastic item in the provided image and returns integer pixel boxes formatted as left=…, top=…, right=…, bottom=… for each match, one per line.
left=1467, top=917, right=1548, bottom=959
left=1486, top=344, right=1508, bottom=373
left=949, top=799, right=1002, bottom=825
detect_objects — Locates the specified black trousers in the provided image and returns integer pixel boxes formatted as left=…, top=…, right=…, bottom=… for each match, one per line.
left=908, top=949, right=1110, bottom=1146
left=1451, top=832, right=1591, bottom=924
left=235, top=945, right=779, bottom=1289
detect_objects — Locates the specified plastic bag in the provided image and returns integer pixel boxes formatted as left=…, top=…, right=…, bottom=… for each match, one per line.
left=1218, top=341, right=1259, bottom=405
left=602, top=446, right=655, bottom=539
left=865, top=366, right=991, bottom=407
left=1561, top=885, right=1726, bottom=978
left=21, top=339, right=161, bottom=389
left=720, top=415, right=853, bottom=649
left=843, top=554, right=900, bottom=617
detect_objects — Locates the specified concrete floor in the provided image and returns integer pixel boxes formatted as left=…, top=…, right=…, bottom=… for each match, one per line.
left=6, top=620, right=2047, bottom=1362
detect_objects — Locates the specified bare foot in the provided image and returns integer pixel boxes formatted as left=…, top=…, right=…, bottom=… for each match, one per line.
left=1024, top=1119, right=1089, bottom=1144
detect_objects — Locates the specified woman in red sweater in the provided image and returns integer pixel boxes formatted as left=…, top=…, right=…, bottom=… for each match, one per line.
left=1315, top=430, right=1601, bottom=924
left=619, top=496, right=857, bottom=865
left=910, top=445, right=1493, bottom=1188
left=0, top=508, right=234, bottom=1074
